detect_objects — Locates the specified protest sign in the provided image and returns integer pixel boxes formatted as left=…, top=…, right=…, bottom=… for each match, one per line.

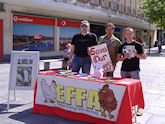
left=88, top=43, right=113, bottom=72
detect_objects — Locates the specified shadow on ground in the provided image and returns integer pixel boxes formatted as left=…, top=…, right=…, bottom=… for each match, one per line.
left=9, top=108, right=92, bottom=124
left=0, top=104, right=23, bottom=113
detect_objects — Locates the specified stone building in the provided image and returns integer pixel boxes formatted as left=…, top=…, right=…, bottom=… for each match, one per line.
left=0, top=0, right=156, bottom=59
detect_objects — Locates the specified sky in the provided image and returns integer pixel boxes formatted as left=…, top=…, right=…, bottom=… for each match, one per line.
left=13, top=23, right=54, bottom=37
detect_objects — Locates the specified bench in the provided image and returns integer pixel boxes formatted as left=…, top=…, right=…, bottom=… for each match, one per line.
left=40, top=59, right=64, bottom=70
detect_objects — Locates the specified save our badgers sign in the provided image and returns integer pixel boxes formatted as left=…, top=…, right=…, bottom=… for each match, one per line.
left=34, top=75, right=126, bottom=122
left=9, top=51, right=39, bottom=90
left=88, top=43, right=113, bottom=72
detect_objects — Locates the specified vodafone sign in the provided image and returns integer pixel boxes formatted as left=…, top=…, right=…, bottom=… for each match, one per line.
left=61, top=20, right=66, bottom=26
left=13, top=14, right=55, bottom=25
left=13, top=15, right=33, bottom=23
left=57, top=19, right=80, bottom=27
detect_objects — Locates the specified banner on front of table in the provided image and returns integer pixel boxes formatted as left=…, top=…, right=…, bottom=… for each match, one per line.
left=88, top=43, right=113, bottom=72
left=9, top=51, right=39, bottom=90
left=35, top=75, right=126, bottom=122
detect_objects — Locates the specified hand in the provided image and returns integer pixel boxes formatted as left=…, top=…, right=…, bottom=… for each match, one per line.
left=133, top=49, right=137, bottom=56
left=87, top=49, right=90, bottom=56
left=67, top=61, right=72, bottom=67
left=123, top=53, right=130, bottom=59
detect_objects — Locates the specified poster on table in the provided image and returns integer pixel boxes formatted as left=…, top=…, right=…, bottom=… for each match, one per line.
left=9, top=51, right=39, bottom=90
left=35, top=75, right=126, bottom=122
left=88, top=43, right=113, bottom=72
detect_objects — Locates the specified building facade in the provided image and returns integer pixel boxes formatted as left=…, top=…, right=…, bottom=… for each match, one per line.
left=0, top=0, right=157, bottom=60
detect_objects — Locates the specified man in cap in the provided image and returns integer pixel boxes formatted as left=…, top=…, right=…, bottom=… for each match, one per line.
left=68, top=20, right=97, bottom=74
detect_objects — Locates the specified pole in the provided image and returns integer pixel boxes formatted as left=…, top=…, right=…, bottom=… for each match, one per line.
left=148, top=21, right=151, bottom=55
left=7, top=89, right=10, bottom=112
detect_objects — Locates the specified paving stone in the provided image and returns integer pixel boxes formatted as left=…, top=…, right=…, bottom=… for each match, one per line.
left=146, top=106, right=165, bottom=116
left=1, top=47, right=165, bottom=124
left=133, top=113, right=152, bottom=124
left=146, top=115, right=165, bottom=124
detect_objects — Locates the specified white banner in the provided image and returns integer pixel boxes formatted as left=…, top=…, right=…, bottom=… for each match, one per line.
left=88, top=43, right=113, bottom=72
left=35, top=75, right=126, bottom=121
left=9, top=51, right=39, bottom=90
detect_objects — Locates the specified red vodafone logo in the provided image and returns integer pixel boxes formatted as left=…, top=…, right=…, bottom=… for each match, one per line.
left=13, top=16, right=19, bottom=22
left=57, top=19, right=80, bottom=27
left=61, top=20, right=66, bottom=26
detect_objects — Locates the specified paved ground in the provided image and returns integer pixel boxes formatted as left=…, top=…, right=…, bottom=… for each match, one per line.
left=0, top=46, right=165, bottom=124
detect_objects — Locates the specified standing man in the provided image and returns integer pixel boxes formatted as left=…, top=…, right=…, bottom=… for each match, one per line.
left=117, top=27, right=146, bottom=79
left=98, top=23, right=122, bottom=76
left=68, top=20, right=97, bottom=74
left=117, top=27, right=147, bottom=116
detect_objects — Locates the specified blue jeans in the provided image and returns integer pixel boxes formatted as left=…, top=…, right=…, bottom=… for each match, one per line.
left=121, top=70, right=140, bottom=79
left=72, top=55, right=91, bottom=74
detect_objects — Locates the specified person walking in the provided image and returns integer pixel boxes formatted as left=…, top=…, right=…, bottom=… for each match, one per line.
left=98, top=23, right=122, bottom=77
left=158, top=40, right=162, bottom=53
left=68, top=20, right=97, bottom=74
left=117, top=27, right=147, bottom=116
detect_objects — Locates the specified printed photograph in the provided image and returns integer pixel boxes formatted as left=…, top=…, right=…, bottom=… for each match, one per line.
left=16, top=66, right=32, bottom=86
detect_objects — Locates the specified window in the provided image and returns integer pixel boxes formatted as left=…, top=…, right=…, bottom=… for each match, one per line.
left=101, top=0, right=109, bottom=8
left=57, top=19, right=81, bottom=50
left=13, top=14, right=55, bottom=52
left=59, top=27, right=81, bottom=50
left=119, top=0, right=125, bottom=12
left=90, top=0, right=99, bottom=5
left=77, top=0, right=88, bottom=3
left=126, top=0, right=131, bottom=14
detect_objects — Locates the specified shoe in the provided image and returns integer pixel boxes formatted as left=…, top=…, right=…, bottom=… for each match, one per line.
left=137, top=108, right=143, bottom=116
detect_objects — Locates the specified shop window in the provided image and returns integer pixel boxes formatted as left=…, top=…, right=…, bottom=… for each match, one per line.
left=58, top=19, right=81, bottom=50
left=0, top=2, right=4, bottom=11
left=59, top=27, right=81, bottom=50
left=13, top=14, right=55, bottom=52
left=0, top=20, right=2, bottom=59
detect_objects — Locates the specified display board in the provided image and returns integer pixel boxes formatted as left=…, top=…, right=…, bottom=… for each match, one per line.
left=9, top=51, right=39, bottom=90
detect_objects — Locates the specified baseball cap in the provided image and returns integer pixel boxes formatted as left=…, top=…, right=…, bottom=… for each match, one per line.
left=81, top=20, right=89, bottom=27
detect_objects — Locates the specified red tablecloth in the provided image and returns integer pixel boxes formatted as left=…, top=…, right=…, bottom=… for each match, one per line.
left=32, top=70, right=144, bottom=124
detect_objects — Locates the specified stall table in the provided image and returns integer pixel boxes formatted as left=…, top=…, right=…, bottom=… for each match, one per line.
left=32, top=70, right=144, bottom=124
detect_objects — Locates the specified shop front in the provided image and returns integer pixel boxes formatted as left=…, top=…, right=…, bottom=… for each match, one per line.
left=0, top=19, right=2, bottom=59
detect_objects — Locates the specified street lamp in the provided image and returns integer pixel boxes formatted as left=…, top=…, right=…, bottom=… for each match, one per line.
left=148, top=20, right=151, bottom=55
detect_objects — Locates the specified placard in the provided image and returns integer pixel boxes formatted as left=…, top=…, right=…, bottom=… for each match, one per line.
left=9, top=51, right=39, bottom=90
left=88, top=43, right=113, bottom=72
